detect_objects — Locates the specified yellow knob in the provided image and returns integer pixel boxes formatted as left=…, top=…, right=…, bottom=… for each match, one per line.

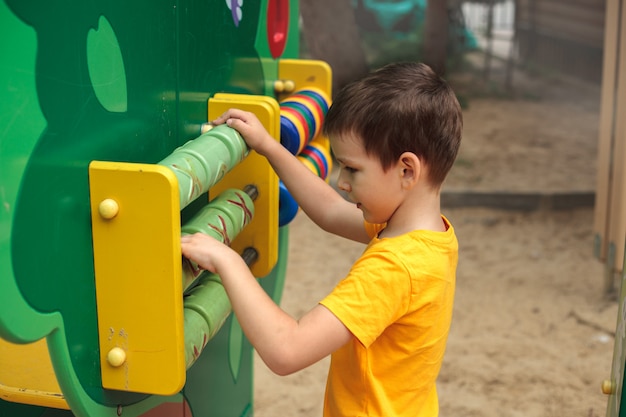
left=602, top=379, right=615, bottom=395
left=201, top=122, right=214, bottom=134
left=283, top=79, right=296, bottom=93
left=107, top=347, right=127, bottom=367
left=98, top=199, right=119, bottom=219
left=274, top=79, right=285, bottom=93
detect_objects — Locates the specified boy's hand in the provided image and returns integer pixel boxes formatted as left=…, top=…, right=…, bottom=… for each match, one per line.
left=181, top=233, right=240, bottom=275
left=213, top=109, right=274, bottom=156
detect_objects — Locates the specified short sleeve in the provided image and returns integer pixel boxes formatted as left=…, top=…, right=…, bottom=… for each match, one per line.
left=320, top=247, right=411, bottom=347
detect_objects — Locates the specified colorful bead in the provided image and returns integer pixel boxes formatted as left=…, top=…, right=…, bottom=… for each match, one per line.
left=277, top=88, right=333, bottom=225
left=279, top=88, right=331, bottom=155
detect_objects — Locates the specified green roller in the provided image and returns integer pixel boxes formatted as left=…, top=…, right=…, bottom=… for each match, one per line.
left=183, top=274, right=231, bottom=370
left=183, top=248, right=258, bottom=370
left=180, top=188, right=255, bottom=290
left=159, top=125, right=249, bottom=209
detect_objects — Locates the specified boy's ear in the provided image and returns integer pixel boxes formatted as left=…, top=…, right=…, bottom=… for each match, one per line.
left=398, top=152, right=421, bottom=188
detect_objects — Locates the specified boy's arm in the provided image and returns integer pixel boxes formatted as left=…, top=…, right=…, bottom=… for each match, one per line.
left=181, top=233, right=351, bottom=375
left=213, top=109, right=370, bottom=243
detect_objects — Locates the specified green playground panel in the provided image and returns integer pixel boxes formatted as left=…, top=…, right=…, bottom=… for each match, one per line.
left=0, top=0, right=298, bottom=416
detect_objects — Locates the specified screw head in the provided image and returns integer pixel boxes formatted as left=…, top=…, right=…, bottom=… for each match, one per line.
left=99, top=199, right=119, bottom=219
left=107, top=347, right=126, bottom=367
left=602, top=379, right=615, bottom=395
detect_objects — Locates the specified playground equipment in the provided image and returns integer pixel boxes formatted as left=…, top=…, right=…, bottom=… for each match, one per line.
left=597, top=0, right=626, bottom=415
left=353, top=0, right=478, bottom=51
left=0, top=1, right=332, bottom=416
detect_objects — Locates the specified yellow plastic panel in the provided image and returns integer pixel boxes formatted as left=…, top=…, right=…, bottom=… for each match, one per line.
left=89, top=161, right=185, bottom=395
left=278, top=59, right=333, bottom=98
left=0, top=338, right=69, bottom=409
left=208, top=94, right=280, bottom=277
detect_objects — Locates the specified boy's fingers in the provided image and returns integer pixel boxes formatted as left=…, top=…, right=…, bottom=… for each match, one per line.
left=213, top=109, right=246, bottom=125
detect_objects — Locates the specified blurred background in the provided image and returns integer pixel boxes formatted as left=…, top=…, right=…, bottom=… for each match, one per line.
left=297, top=0, right=602, bottom=93
left=256, top=2, right=622, bottom=417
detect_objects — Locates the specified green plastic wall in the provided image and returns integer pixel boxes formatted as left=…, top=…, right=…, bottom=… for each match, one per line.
left=0, top=0, right=298, bottom=416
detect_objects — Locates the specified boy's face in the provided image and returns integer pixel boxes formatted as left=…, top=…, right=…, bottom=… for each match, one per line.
left=331, top=133, right=404, bottom=224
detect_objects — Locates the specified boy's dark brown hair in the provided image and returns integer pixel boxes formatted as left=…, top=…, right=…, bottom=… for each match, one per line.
left=323, top=62, right=463, bottom=188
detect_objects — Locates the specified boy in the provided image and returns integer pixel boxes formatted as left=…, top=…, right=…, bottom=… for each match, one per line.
left=181, top=62, right=463, bottom=416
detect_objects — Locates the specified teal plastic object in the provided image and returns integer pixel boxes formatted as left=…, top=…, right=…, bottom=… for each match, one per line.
left=356, top=0, right=478, bottom=49
left=0, top=0, right=300, bottom=416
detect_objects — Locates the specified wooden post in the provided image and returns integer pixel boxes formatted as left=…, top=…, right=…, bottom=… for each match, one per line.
left=595, top=0, right=626, bottom=294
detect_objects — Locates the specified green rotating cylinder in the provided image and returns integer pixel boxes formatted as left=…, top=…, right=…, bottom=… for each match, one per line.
left=183, top=274, right=230, bottom=369
left=159, top=125, right=249, bottom=209
left=180, top=188, right=256, bottom=370
left=180, top=187, right=255, bottom=290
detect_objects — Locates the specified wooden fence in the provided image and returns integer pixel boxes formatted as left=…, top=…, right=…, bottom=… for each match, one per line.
left=516, top=0, right=605, bottom=82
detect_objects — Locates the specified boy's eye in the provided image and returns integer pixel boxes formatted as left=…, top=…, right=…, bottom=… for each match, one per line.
left=343, top=166, right=357, bottom=173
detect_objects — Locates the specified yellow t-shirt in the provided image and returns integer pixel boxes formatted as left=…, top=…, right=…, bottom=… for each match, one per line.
left=319, top=216, right=458, bottom=417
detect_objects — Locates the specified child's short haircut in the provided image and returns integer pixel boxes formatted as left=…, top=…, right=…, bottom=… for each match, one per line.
left=323, top=62, right=463, bottom=188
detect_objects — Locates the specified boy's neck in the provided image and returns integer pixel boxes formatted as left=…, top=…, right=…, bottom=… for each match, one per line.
left=380, top=188, right=444, bottom=238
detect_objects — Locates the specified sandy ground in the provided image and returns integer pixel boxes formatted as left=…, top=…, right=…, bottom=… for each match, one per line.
left=253, top=58, right=617, bottom=416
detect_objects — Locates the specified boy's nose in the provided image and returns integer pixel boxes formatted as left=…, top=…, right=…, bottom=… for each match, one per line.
left=336, top=176, right=351, bottom=192
left=335, top=168, right=351, bottom=192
